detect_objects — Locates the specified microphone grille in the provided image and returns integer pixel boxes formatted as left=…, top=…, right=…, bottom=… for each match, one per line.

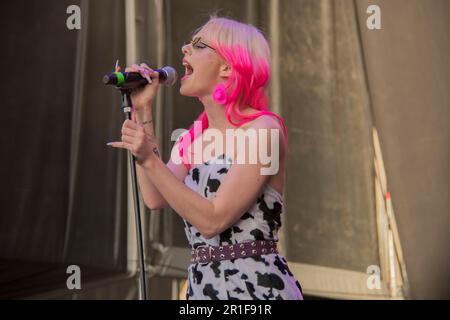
left=161, top=66, right=178, bottom=86
left=103, top=74, right=113, bottom=84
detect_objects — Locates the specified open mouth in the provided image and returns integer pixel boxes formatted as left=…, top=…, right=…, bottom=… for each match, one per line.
left=182, top=59, right=194, bottom=80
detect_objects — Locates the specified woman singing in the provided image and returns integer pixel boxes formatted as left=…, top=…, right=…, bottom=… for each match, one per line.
left=108, top=15, right=303, bottom=300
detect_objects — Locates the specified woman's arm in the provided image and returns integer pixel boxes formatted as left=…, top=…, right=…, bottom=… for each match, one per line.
left=141, top=115, right=283, bottom=238
left=134, top=106, right=188, bottom=210
left=110, top=114, right=283, bottom=237
left=113, top=62, right=189, bottom=210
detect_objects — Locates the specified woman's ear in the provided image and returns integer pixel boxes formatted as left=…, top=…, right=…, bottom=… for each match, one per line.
left=219, top=63, right=231, bottom=78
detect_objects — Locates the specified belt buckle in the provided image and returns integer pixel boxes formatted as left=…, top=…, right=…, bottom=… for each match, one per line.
left=195, top=245, right=213, bottom=263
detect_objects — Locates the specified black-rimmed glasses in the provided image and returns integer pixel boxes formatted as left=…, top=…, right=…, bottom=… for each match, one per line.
left=183, top=37, right=216, bottom=51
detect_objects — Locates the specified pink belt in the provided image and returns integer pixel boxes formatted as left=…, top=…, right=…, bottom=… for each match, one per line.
left=190, top=240, right=278, bottom=264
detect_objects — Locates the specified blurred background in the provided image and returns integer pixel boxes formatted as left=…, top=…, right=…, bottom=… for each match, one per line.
left=0, top=0, right=448, bottom=300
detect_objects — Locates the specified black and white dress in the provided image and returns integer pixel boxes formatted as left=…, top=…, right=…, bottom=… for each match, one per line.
left=183, top=153, right=303, bottom=300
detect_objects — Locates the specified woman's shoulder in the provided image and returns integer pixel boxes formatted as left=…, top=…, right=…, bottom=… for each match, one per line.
left=240, top=112, right=286, bottom=155
left=240, top=109, right=284, bottom=131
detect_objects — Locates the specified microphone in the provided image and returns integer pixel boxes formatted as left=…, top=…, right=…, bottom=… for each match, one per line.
left=103, top=66, right=178, bottom=89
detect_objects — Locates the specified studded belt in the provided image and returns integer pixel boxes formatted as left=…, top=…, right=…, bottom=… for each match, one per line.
left=190, top=240, right=278, bottom=264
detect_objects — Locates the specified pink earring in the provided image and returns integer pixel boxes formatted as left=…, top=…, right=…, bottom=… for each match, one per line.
left=212, top=83, right=228, bottom=105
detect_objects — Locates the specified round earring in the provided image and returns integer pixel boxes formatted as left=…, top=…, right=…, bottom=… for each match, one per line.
left=212, top=83, right=228, bottom=105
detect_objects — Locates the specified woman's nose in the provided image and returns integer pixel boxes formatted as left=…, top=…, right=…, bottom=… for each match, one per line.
left=181, top=43, right=190, bottom=55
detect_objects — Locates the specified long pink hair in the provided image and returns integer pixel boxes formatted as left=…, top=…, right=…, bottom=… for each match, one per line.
left=178, top=16, right=288, bottom=170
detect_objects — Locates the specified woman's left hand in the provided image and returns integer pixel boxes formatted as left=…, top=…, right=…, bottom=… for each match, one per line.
left=107, top=116, right=160, bottom=168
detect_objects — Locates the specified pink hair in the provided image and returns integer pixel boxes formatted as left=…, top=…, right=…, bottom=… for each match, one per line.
left=178, top=16, right=288, bottom=170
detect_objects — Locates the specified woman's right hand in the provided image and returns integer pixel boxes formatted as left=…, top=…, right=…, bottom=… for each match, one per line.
left=125, top=63, right=161, bottom=110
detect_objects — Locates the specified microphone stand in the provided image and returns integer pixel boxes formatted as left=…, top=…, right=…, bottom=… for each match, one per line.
left=120, top=89, right=148, bottom=300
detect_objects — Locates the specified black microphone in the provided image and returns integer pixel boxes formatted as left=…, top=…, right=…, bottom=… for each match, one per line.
left=103, top=66, right=178, bottom=89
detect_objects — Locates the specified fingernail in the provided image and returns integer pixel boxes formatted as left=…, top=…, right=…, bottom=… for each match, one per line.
left=106, top=142, right=114, bottom=146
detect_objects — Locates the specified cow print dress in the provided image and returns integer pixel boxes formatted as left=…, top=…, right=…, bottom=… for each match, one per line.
left=183, top=153, right=303, bottom=300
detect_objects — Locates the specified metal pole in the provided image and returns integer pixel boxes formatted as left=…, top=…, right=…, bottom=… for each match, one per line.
left=121, top=90, right=148, bottom=300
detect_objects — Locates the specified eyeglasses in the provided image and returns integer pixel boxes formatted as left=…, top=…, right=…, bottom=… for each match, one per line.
left=183, top=37, right=216, bottom=51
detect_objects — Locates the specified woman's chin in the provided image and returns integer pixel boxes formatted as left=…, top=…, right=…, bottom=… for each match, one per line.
left=179, top=86, right=189, bottom=96
left=179, top=85, right=197, bottom=97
